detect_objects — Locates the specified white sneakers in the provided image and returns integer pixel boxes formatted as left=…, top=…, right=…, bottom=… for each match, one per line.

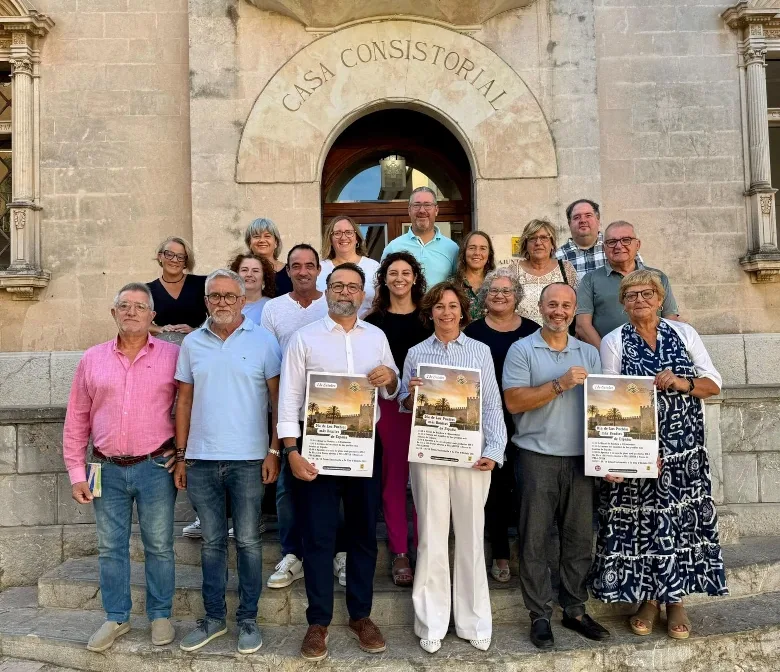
left=333, top=552, right=347, bottom=587
left=267, top=554, right=304, bottom=589
left=182, top=518, right=202, bottom=538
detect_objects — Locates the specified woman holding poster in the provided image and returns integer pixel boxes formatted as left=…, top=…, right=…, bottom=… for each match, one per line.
left=398, top=281, right=506, bottom=654
left=589, top=269, right=728, bottom=640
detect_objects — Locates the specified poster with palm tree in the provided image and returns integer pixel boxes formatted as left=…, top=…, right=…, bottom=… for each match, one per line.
left=409, top=363, right=482, bottom=469
left=301, top=372, right=377, bottom=478
left=584, top=374, right=659, bottom=479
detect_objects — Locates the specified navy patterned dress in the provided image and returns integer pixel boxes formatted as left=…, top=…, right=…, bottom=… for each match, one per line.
left=589, top=321, right=728, bottom=603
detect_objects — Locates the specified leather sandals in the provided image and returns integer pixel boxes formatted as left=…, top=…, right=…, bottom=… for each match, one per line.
left=391, top=553, right=414, bottom=587
left=629, top=601, right=660, bottom=636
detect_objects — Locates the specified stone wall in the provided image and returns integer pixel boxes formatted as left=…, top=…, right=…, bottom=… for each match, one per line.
left=594, top=0, right=780, bottom=334
left=0, top=407, right=195, bottom=589
left=0, top=0, right=193, bottom=352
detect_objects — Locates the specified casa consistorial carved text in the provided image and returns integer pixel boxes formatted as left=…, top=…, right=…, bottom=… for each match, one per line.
left=281, top=38, right=508, bottom=113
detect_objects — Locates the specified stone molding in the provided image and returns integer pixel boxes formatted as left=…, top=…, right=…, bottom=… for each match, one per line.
left=244, top=1, right=537, bottom=30
left=0, top=1, right=53, bottom=300
left=236, top=19, right=557, bottom=184
left=723, top=2, right=780, bottom=282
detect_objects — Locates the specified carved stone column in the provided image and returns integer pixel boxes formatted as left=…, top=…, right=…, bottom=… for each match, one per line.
left=745, top=44, right=772, bottom=189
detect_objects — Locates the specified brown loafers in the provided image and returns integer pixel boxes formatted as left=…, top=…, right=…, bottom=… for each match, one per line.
left=300, top=624, right=329, bottom=661
left=348, top=617, right=387, bottom=653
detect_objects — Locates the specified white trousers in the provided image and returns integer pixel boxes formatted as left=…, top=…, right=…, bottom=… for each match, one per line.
left=410, top=462, right=492, bottom=640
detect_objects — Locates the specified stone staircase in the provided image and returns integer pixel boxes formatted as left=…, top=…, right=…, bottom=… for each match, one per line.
left=0, top=529, right=778, bottom=671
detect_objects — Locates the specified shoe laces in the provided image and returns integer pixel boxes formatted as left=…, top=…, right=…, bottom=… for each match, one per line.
left=239, top=620, right=257, bottom=636
left=275, top=554, right=300, bottom=572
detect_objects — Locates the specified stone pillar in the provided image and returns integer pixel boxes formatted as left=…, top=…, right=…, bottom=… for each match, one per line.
left=745, top=45, right=771, bottom=189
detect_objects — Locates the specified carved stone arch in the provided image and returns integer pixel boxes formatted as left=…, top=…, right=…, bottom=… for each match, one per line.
left=236, top=19, right=557, bottom=185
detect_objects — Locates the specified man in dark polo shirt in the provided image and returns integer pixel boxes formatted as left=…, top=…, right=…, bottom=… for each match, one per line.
left=575, top=221, right=678, bottom=349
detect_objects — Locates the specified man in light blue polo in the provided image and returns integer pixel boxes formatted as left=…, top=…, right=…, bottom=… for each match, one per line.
left=173, top=269, right=282, bottom=655
left=381, top=186, right=459, bottom=286
left=503, top=282, right=609, bottom=650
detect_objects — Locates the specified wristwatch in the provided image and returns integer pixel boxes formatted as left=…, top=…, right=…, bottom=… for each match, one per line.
left=284, top=445, right=300, bottom=456
left=268, top=448, right=281, bottom=457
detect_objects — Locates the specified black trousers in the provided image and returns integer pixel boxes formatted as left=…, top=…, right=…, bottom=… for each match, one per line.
left=296, top=446, right=381, bottom=626
left=485, top=446, right=516, bottom=560
left=516, top=450, right=593, bottom=621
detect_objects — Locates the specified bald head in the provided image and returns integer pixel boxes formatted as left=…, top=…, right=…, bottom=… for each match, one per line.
left=539, top=282, right=576, bottom=334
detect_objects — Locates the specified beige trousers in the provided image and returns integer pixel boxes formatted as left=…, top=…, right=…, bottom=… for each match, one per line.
left=410, top=462, right=492, bottom=640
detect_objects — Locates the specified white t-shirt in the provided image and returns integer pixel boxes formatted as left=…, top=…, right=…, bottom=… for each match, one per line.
left=260, top=293, right=329, bottom=352
left=316, top=257, right=380, bottom=318
left=600, top=319, right=722, bottom=388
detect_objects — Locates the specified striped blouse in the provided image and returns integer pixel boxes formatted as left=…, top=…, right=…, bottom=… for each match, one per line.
left=399, top=332, right=507, bottom=466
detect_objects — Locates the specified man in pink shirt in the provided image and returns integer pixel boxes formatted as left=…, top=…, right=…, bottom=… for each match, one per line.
left=63, top=282, right=180, bottom=653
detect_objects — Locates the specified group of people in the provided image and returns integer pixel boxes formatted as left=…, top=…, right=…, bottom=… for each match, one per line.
left=62, top=188, right=727, bottom=661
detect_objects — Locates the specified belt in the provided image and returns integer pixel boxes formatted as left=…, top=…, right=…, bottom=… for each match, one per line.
left=92, top=438, right=174, bottom=467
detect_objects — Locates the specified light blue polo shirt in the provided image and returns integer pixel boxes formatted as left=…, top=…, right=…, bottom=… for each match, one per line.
left=381, top=226, right=459, bottom=286
left=175, top=317, right=282, bottom=460
left=502, top=330, right=601, bottom=457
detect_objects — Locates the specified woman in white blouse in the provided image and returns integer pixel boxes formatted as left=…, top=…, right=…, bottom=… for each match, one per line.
left=512, top=219, right=577, bottom=325
left=317, top=216, right=380, bottom=318
left=589, top=269, right=728, bottom=640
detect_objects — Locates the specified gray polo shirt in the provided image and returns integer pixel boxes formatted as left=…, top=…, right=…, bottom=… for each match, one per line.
left=575, top=261, right=678, bottom=338
left=502, top=330, right=601, bottom=457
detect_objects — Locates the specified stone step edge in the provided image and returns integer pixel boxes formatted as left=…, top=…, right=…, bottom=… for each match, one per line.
left=2, top=591, right=780, bottom=672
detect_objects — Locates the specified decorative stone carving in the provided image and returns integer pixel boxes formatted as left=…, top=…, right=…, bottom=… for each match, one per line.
left=10, top=57, right=30, bottom=75
left=760, top=194, right=773, bottom=215
left=245, top=1, right=537, bottom=29
left=236, top=20, right=557, bottom=183
left=745, top=46, right=767, bottom=65
left=12, top=210, right=24, bottom=230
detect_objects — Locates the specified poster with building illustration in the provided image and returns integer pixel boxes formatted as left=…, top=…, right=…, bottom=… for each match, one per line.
left=584, top=374, right=659, bottom=478
left=302, top=373, right=377, bottom=478
left=409, top=364, right=482, bottom=468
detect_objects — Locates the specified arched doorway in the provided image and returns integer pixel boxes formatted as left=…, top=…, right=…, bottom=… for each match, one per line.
left=321, top=109, right=472, bottom=261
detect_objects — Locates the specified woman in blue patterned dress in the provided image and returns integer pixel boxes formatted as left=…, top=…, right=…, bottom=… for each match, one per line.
left=589, top=269, right=727, bottom=639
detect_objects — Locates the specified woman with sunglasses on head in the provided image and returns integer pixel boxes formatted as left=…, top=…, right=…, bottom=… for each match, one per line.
left=317, top=216, right=380, bottom=318
left=147, top=236, right=207, bottom=336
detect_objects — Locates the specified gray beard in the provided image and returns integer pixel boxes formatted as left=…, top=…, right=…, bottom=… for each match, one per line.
left=328, top=298, right=358, bottom=316
left=543, top=317, right=573, bottom=333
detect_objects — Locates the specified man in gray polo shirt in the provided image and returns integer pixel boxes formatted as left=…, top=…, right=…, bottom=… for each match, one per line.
left=575, top=220, right=678, bottom=348
left=173, top=269, right=282, bottom=655
left=503, top=282, right=608, bottom=650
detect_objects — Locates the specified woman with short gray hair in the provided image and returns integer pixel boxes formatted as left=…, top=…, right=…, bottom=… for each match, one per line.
left=245, top=217, right=293, bottom=295
left=464, top=267, right=540, bottom=583
left=147, top=236, right=207, bottom=335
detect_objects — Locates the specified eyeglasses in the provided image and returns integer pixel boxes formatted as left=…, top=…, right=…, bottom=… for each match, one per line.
left=487, top=288, right=514, bottom=297
left=206, top=293, right=240, bottom=305
left=410, top=203, right=436, bottom=210
left=328, top=282, right=363, bottom=294
left=527, top=235, right=552, bottom=244
left=623, top=289, right=656, bottom=303
left=332, top=230, right=356, bottom=239
left=605, top=237, right=637, bottom=248
left=162, top=250, right=187, bottom=262
left=116, top=301, right=151, bottom=313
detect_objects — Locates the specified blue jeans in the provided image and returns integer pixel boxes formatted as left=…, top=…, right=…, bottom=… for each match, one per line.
left=276, top=454, right=303, bottom=558
left=93, top=454, right=176, bottom=622
left=186, top=460, right=264, bottom=621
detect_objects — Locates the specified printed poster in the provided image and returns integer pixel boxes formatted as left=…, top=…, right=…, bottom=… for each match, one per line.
left=409, top=364, right=482, bottom=468
left=302, top=372, right=377, bottom=478
left=584, top=374, right=659, bottom=478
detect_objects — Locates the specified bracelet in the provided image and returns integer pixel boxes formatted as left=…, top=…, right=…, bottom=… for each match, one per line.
left=268, top=448, right=281, bottom=457
left=552, top=378, right=563, bottom=396
left=686, top=377, right=695, bottom=394
left=284, top=446, right=300, bottom=456
left=175, top=454, right=186, bottom=463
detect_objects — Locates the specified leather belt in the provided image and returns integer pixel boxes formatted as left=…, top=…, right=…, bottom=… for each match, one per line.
left=92, top=438, right=174, bottom=467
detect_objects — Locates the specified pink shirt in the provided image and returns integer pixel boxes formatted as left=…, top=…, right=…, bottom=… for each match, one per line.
left=63, top=336, right=180, bottom=484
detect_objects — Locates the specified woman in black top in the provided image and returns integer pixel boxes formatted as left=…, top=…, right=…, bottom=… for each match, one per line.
left=463, top=267, right=539, bottom=583
left=147, top=236, right=207, bottom=335
left=244, top=217, right=293, bottom=295
left=365, top=251, right=432, bottom=586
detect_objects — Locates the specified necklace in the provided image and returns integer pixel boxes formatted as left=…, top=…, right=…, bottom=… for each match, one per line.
left=162, top=274, right=185, bottom=284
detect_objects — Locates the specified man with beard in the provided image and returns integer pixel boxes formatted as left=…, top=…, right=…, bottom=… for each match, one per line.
left=502, top=283, right=609, bottom=650
left=278, top=262, right=399, bottom=662
left=381, top=186, right=459, bottom=286
left=173, top=269, right=282, bottom=654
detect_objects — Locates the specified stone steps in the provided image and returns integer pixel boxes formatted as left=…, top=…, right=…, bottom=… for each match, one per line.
left=1, top=586, right=779, bottom=672
left=38, top=536, right=780, bottom=625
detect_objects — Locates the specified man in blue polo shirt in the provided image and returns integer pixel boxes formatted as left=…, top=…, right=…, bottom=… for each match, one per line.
left=503, top=282, right=609, bottom=650
left=173, top=269, right=282, bottom=655
left=381, top=186, right=459, bottom=286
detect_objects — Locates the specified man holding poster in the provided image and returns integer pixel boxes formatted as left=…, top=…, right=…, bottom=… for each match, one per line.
left=503, top=282, right=609, bottom=650
left=277, top=263, right=398, bottom=662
